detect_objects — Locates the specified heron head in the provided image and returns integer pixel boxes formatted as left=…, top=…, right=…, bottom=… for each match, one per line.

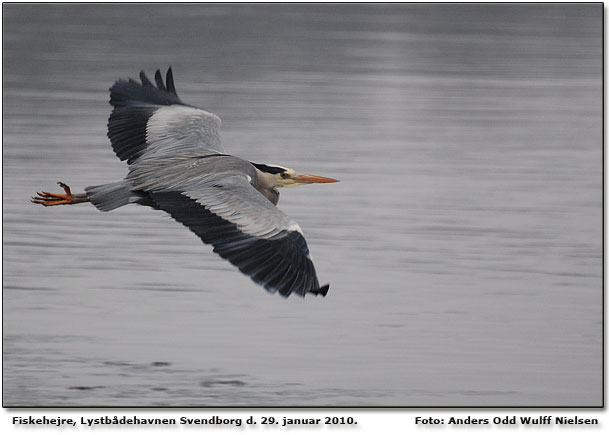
left=252, top=163, right=339, bottom=188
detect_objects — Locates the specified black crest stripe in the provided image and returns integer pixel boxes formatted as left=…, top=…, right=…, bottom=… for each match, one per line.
left=251, top=163, right=287, bottom=174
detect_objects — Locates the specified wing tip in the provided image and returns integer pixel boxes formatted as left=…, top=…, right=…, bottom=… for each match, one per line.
left=109, top=67, right=181, bottom=108
left=166, top=66, right=177, bottom=95
left=309, top=284, right=329, bottom=297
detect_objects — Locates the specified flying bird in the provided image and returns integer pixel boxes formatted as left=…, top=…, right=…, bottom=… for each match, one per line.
left=32, top=68, right=338, bottom=298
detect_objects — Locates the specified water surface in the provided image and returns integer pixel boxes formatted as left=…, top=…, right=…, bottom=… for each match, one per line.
left=2, top=4, right=602, bottom=406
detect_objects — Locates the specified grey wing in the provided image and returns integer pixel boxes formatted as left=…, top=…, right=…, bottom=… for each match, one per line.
left=130, top=164, right=328, bottom=298
left=108, top=67, right=223, bottom=164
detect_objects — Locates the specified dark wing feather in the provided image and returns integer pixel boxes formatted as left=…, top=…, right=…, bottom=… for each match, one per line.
left=147, top=190, right=328, bottom=298
left=154, top=69, right=167, bottom=92
left=107, top=67, right=223, bottom=164
left=139, top=71, right=154, bottom=87
left=110, top=68, right=182, bottom=108
left=165, top=68, right=177, bottom=95
left=107, top=106, right=156, bottom=163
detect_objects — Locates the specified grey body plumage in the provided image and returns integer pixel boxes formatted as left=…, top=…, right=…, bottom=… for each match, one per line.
left=53, top=68, right=338, bottom=298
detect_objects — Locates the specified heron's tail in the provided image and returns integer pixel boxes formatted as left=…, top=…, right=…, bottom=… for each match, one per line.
left=85, top=181, right=133, bottom=212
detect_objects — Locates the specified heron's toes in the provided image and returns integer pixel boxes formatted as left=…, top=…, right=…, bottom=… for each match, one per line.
left=57, top=182, right=72, bottom=195
left=32, top=182, right=75, bottom=206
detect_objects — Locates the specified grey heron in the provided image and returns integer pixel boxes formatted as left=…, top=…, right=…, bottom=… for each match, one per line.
left=32, top=68, right=338, bottom=298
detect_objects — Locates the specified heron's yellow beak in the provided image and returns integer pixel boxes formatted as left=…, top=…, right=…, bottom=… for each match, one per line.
left=293, top=174, right=340, bottom=184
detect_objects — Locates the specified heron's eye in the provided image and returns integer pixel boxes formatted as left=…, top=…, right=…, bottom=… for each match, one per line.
left=281, top=173, right=289, bottom=179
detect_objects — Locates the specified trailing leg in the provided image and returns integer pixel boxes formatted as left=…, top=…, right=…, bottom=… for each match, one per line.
left=32, top=182, right=90, bottom=207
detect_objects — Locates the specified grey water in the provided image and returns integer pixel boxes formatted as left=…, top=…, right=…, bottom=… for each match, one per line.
left=2, top=4, right=602, bottom=406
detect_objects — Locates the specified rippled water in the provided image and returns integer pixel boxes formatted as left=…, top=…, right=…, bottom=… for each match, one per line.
left=2, top=4, right=602, bottom=406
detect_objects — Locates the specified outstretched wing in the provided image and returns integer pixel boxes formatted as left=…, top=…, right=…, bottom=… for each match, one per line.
left=108, top=67, right=223, bottom=164
left=134, top=164, right=329, bottom=298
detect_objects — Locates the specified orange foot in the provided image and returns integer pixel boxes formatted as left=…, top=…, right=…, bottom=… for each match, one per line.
left=32, top=182, right=89, bottom=206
